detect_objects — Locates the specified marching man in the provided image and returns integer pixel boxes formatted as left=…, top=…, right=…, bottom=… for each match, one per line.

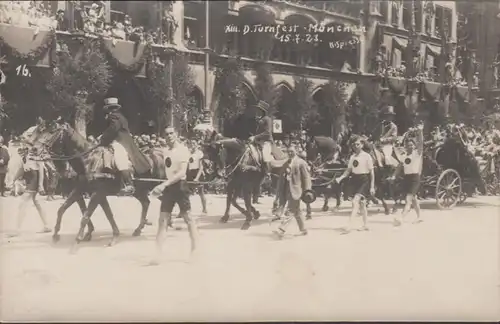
left=335, top=135, right=375, bottom=234
left=273, top=144, right=314, bottom=239
left=151, top=127, right=199, bottom=264
left=99, top=97, right=151, bottom=195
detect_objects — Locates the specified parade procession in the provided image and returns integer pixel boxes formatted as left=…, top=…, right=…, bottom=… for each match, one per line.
left=0, top=1, right=499, bottom=322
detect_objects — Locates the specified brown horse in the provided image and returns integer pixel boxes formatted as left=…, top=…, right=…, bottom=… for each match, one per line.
left=27, top=121, right=167, bottom=248
left=204, top=132, right=287, bottom=230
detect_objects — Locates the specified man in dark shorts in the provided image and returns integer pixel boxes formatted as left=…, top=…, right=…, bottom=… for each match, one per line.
left=151, top=127, right=199, bottom=264
left=335, top=135, right=375, bottom=234
left=390, top=124, right=425, bottom=226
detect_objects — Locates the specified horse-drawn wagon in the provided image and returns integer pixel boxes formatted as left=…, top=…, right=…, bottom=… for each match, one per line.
left=308, top=125, right=487, bottom=212
left=393, top=125, right=487, bottom=209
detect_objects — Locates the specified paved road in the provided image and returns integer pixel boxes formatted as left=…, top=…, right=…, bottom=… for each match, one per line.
left=1, top=194, right=499, bottom=321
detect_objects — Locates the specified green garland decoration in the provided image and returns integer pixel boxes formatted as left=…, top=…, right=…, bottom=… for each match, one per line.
left=0, top=30, right=55, bottom=63
left=99, top=36, right=151, bottom=74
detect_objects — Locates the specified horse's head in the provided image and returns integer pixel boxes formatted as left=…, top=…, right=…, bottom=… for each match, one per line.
left=28, top=121, right=90, bottom=172
left=26, top=120, right=65, bottom=155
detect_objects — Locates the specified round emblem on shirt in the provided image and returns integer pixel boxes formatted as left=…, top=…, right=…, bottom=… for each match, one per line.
left=189, top=157, right=194, bottom=163
left=353, top=160, right=359, bottom=167
left=405, top=158, right=411, bottom=164
left=165, top=157, right=172, bottom=168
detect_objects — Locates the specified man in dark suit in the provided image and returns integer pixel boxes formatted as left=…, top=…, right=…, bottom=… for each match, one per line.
left=0, top=135, right=9, bottom=196
left=249, top=100, right=274, bottom=175
left=99, top=97, right=151, bottom=195
left=273, top=144, right=312, bottom=238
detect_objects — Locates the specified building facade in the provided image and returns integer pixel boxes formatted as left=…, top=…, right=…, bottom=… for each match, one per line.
left=0, top=0, right=464, bottom=136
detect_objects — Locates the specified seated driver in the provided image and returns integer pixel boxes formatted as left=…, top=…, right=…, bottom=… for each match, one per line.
left=98, top=97, right=151, bottom=195
left=249, top=100, right=274, bottom=176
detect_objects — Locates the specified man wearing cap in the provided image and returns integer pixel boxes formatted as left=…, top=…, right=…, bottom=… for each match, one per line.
left=272, top=144, right=312, bottom=239
left=375, top=105, right=399, bottom=167
left=249, top=100, right=275, bottom=175
left=99, top=97, right=151, bottom=195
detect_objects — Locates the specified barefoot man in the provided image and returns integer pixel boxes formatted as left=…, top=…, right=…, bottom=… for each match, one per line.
left=151, top=127, right=199, bottom=264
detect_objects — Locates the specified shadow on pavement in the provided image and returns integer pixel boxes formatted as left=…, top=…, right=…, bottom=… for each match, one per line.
left=417, top=198, right=499, bottom=211
left=197, top=217, right=270, bottom=230
left=22, top=231, right=152, bottom=250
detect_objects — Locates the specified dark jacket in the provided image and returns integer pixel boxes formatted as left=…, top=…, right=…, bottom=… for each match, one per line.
left=100, top=111, right=151, bottom=174
left=0, top=145, right=9, bottom=174
left=254, top=116, right=273, bottom=143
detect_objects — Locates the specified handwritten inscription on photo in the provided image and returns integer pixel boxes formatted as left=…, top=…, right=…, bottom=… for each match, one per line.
left=224, top=23, right=363, bottom=48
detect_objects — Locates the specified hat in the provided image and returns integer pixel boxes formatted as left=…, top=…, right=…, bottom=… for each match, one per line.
left=103, top=97, right=121, bottom=111
left=255, top=100, right=270, bottom=113
left=380, top=105, right=396, bottom=115
left=301, top=189, right=316, bottom=204
left=57, top=9, right=64, bottom=14
left=91, top=3, right=99, bottom=8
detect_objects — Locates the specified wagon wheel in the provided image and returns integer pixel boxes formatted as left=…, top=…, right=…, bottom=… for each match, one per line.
left=435, top=169, right=462, bottom=210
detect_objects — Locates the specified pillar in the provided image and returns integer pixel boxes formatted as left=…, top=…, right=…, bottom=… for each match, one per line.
left=172, top=1, right=184, bottom=46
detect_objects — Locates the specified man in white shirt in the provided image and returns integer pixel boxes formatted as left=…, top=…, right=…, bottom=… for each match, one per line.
left=151, top=127, right=199, bottom=264
left=335, top=135, right=375, bottom=234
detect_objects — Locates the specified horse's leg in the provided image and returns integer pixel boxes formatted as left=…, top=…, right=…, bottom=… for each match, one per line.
left=132, top=190, right=150, bottom=237
left=220, top=180, right=234, bottom=223
left=77, top=195, right=96, bottom=242
left=334, top=186, right=342, bottom=211
left=250, top=175, right=262, bottom=220
left=241, top=185, right=253, bottom=230
left=322, top=188, right=330, bottom=212
left=71, top=192, right=101, bottom=252
left=231, top=192, right=248, bottom=215
left=53, top=188, right=82, bottom=243
left=99, top=196, right=120, bottom=247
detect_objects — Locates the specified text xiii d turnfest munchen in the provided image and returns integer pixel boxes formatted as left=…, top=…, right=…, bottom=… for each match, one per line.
left=224, top=23, right=364, bottom=45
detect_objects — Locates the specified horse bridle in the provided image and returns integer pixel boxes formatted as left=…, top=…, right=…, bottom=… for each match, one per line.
left=32, top=124, right=98, bottom=162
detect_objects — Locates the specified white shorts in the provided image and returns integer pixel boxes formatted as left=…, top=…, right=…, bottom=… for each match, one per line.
left=111, top=141, right=130, bottom=171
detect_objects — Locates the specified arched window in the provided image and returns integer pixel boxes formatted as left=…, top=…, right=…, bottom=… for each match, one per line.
left=238, top=4, right=276, bottom=60
left=274, top=83, right=295, bottom=135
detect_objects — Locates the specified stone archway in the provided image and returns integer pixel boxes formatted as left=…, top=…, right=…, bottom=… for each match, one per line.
left=275, top=83, right=295, bottom=136
left=238, top=4, right=276, bottom=60
left=311, top=88, right=331, bottom=136
left=182, top=86, right=204, bottom=136
left=221, top=81, right=257, bottom=138
left=280, top=14, right=318, bottom=65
